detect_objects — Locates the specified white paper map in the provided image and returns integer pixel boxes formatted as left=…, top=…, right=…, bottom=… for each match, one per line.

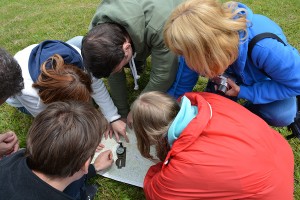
left=91, top=128, right=156, bottom=188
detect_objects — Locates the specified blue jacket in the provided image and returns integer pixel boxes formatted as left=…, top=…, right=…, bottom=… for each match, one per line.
left=28, top=40, right=83, bottom=82
left=231, top=3, right=300, bottom=104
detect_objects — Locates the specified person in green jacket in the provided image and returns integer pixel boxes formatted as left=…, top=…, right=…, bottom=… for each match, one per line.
left=76, top=0, right=199, bottom=125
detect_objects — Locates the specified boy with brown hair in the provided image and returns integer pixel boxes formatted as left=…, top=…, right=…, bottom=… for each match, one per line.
left=0, top=101, right=114, bottom=200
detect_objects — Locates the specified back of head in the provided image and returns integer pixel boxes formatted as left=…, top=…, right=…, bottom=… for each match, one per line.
left=131, top=91, right=180, bottom=160
left=32, top=54, right=92, bottom=104
left=26, top=100, right=107, bottom=178
left=81, top=23, right=129, bottom=78
left=0, top=47, right=24, bottom=101
left=164, top=0, right=247, bottom=78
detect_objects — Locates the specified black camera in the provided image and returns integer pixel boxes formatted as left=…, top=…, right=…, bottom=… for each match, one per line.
left=211, top=75, right=230, bottom=95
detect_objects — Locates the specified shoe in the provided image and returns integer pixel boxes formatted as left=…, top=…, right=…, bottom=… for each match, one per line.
left=286, top=112, right=300, bottom=140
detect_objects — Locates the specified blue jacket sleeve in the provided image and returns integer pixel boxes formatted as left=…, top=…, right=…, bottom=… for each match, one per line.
left=238, top=39, right=300, bottom=104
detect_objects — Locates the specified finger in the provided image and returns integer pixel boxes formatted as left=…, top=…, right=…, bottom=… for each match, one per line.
left=214, top=84, right=217, bottom=91
left=225, top=87, right=239, bottom=97
left=114, top=132, right=120, bottom=142
left=103, top=149, right=112, bottom=157
left=124, top=133, right=129, bottom=143
left=6, top=148, right=14, bottom=156
left=0, top=132, right=13, bottom=142
left=96, top=144, right=104, bottom=152
left=13, top=140, right=19, bottom=153
left=225, top=89, right=234, bottom=97
left=3, top=136, right=15, bottom=143
left=96, top=146, right=102, bottom=152
left=226, top=78, right=236, bottom=88
left=104, top=131, right=108, bottom=140
left=109, top=130, right=113, bottom=139
left=3, top=139, right=16, bottom=150
left=108, top=151, right=113, bottom=160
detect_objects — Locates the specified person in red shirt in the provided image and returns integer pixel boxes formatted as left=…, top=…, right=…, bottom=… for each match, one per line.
left=131, top=91, right=294, bottom=200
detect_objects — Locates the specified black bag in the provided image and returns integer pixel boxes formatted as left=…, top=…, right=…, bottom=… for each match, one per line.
left=248, top=32, right=300, bottom=140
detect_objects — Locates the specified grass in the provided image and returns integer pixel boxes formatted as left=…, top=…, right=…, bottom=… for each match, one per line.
left=0, top=0, right=299, bottom=199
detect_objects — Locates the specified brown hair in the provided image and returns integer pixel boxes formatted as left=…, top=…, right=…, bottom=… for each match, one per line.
left=32, top=54, right=92, bottom=104
left=25, top=101, right=107, bottom=178
left=131, top=91, right=180, bottom=161
left=164, top=0, right=247, bottom=78
left=82, top=23, right=130, bottom=78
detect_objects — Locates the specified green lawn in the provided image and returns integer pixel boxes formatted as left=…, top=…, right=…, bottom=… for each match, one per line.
left=0, top=0, right=299, bottom=199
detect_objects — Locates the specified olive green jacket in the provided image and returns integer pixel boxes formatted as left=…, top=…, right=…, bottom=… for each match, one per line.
left=89, top=0, right=183, bottom=117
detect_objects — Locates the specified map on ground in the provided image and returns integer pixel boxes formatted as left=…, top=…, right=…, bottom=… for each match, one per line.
left=92, top=128, right=156, bottom=188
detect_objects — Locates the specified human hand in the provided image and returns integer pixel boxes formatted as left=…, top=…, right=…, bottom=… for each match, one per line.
left=93, top=150, right=114, bottom=172
left=96, top=143, right=105, bottom=152
left=111, top=119, right=129, bottom=143
left=225, top=78, right=240, bottom=97
left=103, top=125, right=113, bottom=140
left=126, top=111, right=133, bottom=129
left=0, top=131, right=19, bottom=158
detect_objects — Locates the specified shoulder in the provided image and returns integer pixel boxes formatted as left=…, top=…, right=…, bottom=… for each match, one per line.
left=14, top=44, right=38, bottom=62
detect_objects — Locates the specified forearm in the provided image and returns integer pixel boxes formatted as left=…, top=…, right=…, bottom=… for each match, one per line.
left=91, top=77, right=121, bottom=122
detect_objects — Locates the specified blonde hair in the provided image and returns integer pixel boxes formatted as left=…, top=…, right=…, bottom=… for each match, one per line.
left=33, top=54, right=92, bottom=104
left=131, top=91, right=180, bottom=161
left=164, top=0, right=247, bottom=78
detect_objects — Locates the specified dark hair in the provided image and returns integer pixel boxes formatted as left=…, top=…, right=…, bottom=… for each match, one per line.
left=32, top=54, right=92, bottom=104
left=81, top=23, right=130, bottom=78
left=25, top=101, right=107, bottom=178
left=0, top=47, right=24, bottom=100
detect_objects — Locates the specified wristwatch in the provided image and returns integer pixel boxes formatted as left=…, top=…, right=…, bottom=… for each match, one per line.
left=116, top=142, right=126, bottom=169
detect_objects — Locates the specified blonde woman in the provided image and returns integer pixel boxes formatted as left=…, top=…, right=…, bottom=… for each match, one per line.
left=131, top=91, right=294, bottom=199
left=164, top=0, right=300, bottom=127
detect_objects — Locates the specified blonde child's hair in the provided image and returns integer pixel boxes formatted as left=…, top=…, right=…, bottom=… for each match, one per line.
left=164, top=0, right=247, bottom=78
left=131, top=91, right=180, bottom=161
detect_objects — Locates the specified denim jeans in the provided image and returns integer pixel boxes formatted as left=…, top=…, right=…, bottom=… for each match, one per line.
left=17, top=107, right=32, bottom=116
left=243, top=97, right=297, bottom=127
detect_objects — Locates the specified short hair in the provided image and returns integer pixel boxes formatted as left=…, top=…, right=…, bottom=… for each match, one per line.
left=164, top=0, right=247, bottom=78
left=81, top=23, right=130, bottom=78
left=32, top=54, right=92, bottom=104
left=0, top=47, right=24, bottom=100
left=131, top=91, right=180, bottom=161
left=26, top=100, right=107, bottom=178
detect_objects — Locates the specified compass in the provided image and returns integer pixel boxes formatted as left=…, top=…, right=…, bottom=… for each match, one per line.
left=116, top=142, right=126, bottom=169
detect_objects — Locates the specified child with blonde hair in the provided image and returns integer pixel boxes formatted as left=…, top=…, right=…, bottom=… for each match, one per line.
left=131, top=91, right=294, bottom=199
